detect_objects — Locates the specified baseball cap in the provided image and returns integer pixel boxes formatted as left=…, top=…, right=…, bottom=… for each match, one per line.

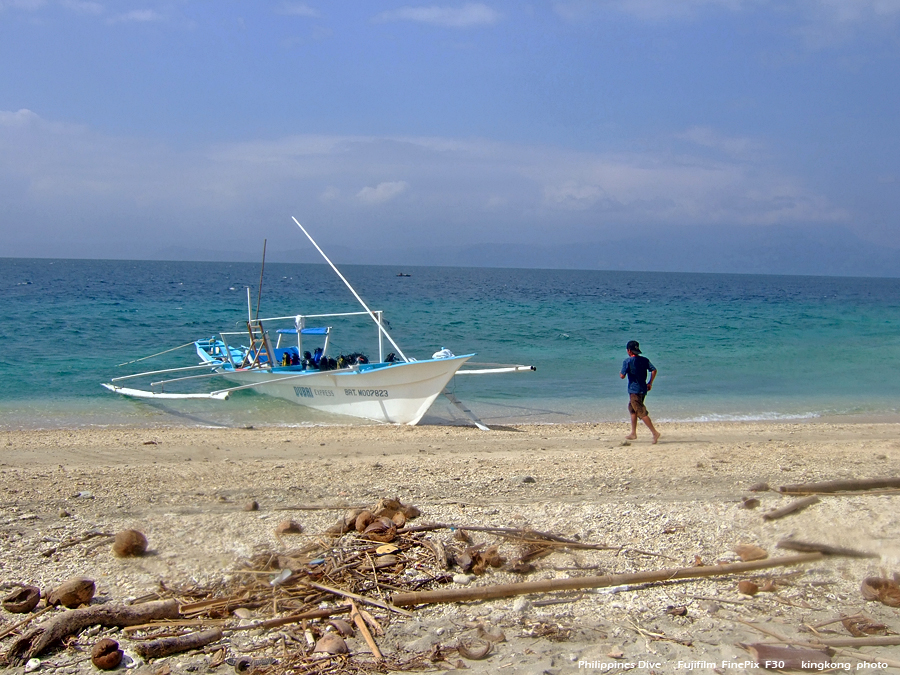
left=626, top=340, right=641, bottom=354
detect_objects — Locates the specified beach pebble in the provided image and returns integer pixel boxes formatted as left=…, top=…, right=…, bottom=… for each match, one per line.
left=738, top=580, right=759, bottom=596
left=514, top=475, right=536, bottom=484
left=24, top=658, right=41, bottom=672
left=512, top=597, right=531, bottom=613
left=274, top=519, right=302, bottom=535
left=452, top=573, right=472, bottom=585
left=243, top=500, right=259, bottom=511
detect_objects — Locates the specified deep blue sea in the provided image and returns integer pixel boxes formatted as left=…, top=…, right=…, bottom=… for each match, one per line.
left=2, top=258, right=900, bottom=429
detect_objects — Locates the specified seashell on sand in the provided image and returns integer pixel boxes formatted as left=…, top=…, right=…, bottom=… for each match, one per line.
left=314, top=632, right=349, bottom=654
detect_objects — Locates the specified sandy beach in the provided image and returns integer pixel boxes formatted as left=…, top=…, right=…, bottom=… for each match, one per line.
left=1, top=420, right=899, bottom=674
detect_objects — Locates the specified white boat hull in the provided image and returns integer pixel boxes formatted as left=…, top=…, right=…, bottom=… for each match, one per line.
left=213, top=355, right=472, bottom=425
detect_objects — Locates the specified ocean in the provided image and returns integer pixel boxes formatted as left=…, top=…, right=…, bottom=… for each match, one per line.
left=2, top=258, right=899, bottom=429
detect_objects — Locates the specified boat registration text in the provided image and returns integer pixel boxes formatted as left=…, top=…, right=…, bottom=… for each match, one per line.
left=345, top=388, right=389, bottom=398
left=293, top=386, right=388, bottom=398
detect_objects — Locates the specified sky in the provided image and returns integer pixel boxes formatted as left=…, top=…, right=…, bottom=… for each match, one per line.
left=1, top=1, right=899, bottom=275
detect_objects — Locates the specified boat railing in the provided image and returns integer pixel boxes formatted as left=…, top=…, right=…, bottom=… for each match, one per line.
left=256, top=310, right=387, bottom=363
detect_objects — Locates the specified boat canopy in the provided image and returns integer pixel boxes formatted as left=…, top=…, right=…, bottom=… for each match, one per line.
left=276, top=327, right=329, bottom=335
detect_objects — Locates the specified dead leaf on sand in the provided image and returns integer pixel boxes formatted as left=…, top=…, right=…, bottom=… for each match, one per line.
left=842, top=615, right=889, bottom=637
left=861, top=577, right=900, bottom=607
left=734, top=544, right=768, bottom=562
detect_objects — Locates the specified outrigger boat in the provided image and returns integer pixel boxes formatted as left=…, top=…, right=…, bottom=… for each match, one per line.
left=102, top=218, right=534, bottom=428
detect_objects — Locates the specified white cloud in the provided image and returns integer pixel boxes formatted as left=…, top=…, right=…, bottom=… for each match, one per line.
left=554, top=0, right=900, bottom=31
left=374, top=3, right=502, bottom=28
left=319, top=185, right=340, bottom=201
left=553, top=0, right=748, bottom=21
left=794, top=0, right=900, bottom=46
left=0, top=0, right=45, bottom=10
left=61, top=0, right=103, bottom=14
left=108, top=9, right=162, bottom=23
left=0, top=110, right=849, bottom=256
left=356, top=181, right=410, bottom=204
left=678, top=126, right=761, bottom=159
left=276, top=2, right=320, bottom=17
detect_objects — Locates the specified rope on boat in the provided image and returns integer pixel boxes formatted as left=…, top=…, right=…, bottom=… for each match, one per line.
left=116, top=342, right=195, bottom=367
left=292, top=216, right=410, bottom=363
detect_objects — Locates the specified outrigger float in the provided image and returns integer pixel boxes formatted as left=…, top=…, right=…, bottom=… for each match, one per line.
left=102, top=218, right=534, bottom=428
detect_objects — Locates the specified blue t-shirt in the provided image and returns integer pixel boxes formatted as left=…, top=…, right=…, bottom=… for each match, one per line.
left=621, top=355, right=656, bottom=394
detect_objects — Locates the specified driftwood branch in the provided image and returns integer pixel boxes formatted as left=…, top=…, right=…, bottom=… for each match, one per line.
left=225, top=605, right=351, bottom=632
left=303, top=581, right=412, bottom=617
left=41, top=531, right=114, bottom=557
left=133, top=628, right=224, bottom=659
left=274, top=504, right=366, bottom=511
left=350, top=600, right=382, bottom=662
left=400, top=523, right=615, bottom=549
left=762, top=495, right=819, bottom=521
left=816, top=636, right=900, bottom=648
left=776, top=539, right=879, bottom=558
left=4, top=599, right=180, bottom=665
left=779, top=477, right=900, bottom=494
left=0, top=606, right=53, bottom=640
left=390, top=553, right=822, bottom=606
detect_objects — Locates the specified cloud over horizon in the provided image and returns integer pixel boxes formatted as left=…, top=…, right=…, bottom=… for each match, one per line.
left=0, top=108, right=854, bottom=258
left=373, top=3, right=502, bottom=27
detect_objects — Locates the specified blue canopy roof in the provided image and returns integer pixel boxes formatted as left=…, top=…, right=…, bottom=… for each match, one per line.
left=276, top=327, right=329, bottom=335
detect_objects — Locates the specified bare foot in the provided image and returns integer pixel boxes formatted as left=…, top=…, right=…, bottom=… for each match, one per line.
left=652, top=432, right=661, bottom=444
left=625, top=434, right=637, bottom=440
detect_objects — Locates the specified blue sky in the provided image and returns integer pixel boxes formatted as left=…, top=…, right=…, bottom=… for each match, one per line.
left=1, top=1, right=899, bottom=274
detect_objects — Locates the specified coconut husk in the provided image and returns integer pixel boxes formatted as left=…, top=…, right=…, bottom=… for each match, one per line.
left=47, top=577, right=95, bottom=608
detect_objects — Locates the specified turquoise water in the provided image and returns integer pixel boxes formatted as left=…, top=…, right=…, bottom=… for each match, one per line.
left=3, top=258, right=900, bottom=428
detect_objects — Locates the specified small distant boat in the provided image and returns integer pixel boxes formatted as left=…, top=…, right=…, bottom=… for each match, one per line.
left=103, top=219, right=534, bottom=427
left=396, top=273, right=411, bottom=277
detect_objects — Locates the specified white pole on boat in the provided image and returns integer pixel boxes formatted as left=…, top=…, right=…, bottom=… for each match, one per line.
left=376, top=311, right=384, bottom=363
left=115, top=342, right=195, bottom=367
left=247, top=287, right=252, bottom=323
left=292, top=217, right=409, bottom=362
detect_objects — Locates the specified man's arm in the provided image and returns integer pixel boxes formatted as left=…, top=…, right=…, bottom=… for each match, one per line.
left=647, top=367, right=657, bottom=390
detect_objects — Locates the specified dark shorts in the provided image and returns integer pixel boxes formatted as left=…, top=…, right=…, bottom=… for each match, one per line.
left=628, top=393, right=649, bottom=418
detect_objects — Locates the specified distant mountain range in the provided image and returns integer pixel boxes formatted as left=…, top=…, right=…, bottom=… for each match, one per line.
left=149, top=224, right=900, bottom=278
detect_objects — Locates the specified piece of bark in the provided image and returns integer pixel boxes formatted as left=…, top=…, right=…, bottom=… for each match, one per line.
left=5, top=599, right=180, bottom=664
left=743, top=643, right=833, bottom=670
left=762, top=495, right=820, bottom=521
left=776, top=539, right=878, bottom=558
left=779, top=477, right=900, bottom=494
left=734, top=544, right=768, bottom=562
left=390, top=553, right=822, bottom=606
left=133, top=628, right=223, bottom=659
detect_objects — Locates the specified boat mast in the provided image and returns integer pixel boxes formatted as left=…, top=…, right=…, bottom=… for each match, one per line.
left=292, top=217, right=409, bottom=362
left=255, top=239, right=266, bottom=321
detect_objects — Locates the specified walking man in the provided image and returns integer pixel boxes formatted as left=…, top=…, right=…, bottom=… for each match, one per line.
left=620, top=340, right=660, bottom=444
